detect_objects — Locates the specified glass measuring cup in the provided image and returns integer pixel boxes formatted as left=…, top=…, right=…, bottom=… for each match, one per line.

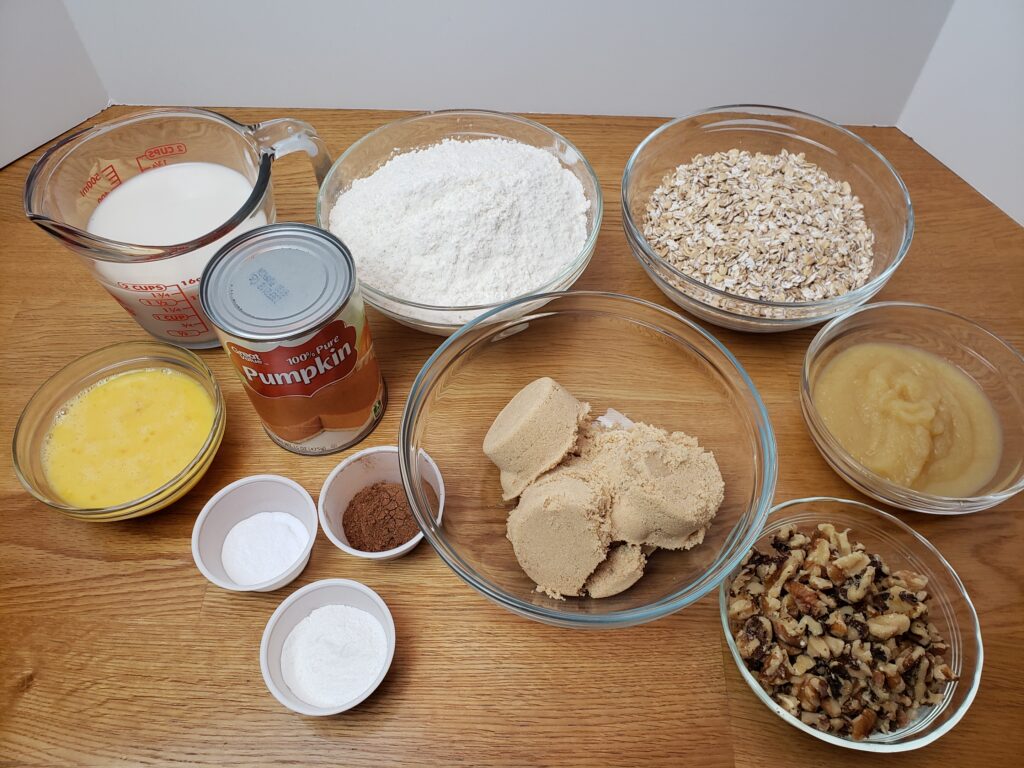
left=24, top=108, right=332, bottom=348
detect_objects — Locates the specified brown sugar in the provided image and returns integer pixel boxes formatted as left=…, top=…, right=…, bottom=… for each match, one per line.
left=342, top=481, right=422, bottom=552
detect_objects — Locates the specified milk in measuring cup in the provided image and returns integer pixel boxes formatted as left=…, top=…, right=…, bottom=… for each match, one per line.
left=86, top=162, right=267, bottom=347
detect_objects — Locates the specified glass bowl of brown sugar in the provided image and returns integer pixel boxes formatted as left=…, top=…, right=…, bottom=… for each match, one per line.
left=399, top=291, right=777, bottom=628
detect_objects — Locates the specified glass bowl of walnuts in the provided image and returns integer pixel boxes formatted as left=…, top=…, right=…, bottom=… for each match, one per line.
left=719, top=497, right=982, bottom=752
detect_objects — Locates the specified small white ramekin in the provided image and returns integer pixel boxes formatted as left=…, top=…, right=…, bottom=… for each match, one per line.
left=191, top=474, right=318, bottom=592
left=318, top=445, right=444, bottom=561
left=260, top=578, right=396, bottom=716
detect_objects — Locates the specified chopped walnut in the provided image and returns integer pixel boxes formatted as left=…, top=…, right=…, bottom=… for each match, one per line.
left=737, top=615, right=772, bottom=660
left=728, top=522, right=958, bottom=740
left=868, top=613, right=911, bottom=640
left=834, top=551, right=870, bottom=576
left=851, top=709, right=877, bottom=739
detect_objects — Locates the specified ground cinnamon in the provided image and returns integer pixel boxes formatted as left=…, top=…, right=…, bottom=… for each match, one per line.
left=342, top=481, right=421, bottom=552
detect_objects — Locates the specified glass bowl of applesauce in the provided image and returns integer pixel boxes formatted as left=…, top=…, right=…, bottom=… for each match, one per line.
left=802, top=303, right=1024, bottom=514
left=13, top=341, right=226, bottom=521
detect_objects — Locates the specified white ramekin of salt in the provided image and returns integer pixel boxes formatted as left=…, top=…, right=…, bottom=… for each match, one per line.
left=191, top=475, right=318, bottom=592
left=260, top=579, right=395, bottom=716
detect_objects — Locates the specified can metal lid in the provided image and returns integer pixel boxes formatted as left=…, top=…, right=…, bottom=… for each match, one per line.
left=200, top=223, right=355, bottom=342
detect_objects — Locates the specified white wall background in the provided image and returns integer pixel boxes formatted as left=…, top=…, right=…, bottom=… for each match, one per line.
left=2, top=0, right=1021, bottom=224
left=899, top=0, right=1024, bottom=225
left=0, top=0, right=107, bottom=167
left=62, top=0, right=949, bottom=125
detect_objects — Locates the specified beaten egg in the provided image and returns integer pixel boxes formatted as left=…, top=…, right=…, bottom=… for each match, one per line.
left=43, top=368, right=215, bottom=508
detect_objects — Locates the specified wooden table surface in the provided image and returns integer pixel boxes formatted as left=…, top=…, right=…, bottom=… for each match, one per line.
left=1, top=106, right=1021, bottom=767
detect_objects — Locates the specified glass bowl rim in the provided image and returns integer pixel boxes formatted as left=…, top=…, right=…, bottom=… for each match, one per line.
left=802, top=301, right=1024, bottom=511
left=399, top=289, right=778, bottom=627
left=626, top=226, right=886, bottom=331
left=12, top=340, right=226, bottom=516
left=620, top=103, right=914, bottom=311
left=315, top=108, right=603, bottom=315
left=25, top=107, right=274, bottom=259
left=718, top=495, right=984, bottom=752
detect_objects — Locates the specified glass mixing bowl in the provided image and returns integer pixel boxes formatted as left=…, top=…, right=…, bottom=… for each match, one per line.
left=802, top=302, right=1024, bottom=514
left=399, top=291, right=777, bottom=628
left=622, top=105, right=913, bottom=332
left=720, top=497, right=983, bottom=752
left=317, top=109, right=602, bottom=335
left=13, top=341, right=226, bottom=521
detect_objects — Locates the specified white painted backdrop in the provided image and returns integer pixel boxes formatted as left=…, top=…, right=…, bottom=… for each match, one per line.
left=1, top=0, right=1021, bottom=223
left=62, top=0, right=949, bottom=124
left=0, top=1, right=106, bottom=169
left=898, top=0, right=1024, bottom=225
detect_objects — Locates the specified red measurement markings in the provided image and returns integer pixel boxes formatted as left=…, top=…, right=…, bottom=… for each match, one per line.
left=139, top=297, right=189, bottom=307
left=119, top=283, right=168, bottom=291
left=158, top=285, right=207, bottom=333
left=118, top=281, right=209, bottom=334
left=173, top=283, right=209, bottom=334
left=80, top=164, right=122, bottom=202
left=102, top=164, right=121, bottom=186
left=96, top=164, right=121, bottom=203
left=136, top=142, right=187, bottom=172
left=152, top=314, right=194, bottom=322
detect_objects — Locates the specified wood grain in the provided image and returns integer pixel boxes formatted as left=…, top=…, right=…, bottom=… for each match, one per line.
left=1, top=107, right=1022, bottom=767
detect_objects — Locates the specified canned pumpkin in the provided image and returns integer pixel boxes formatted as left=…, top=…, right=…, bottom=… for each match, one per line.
left=200, top=223, right=385, bottom=454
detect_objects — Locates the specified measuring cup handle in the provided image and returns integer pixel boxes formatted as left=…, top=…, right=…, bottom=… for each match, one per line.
left=250, top=118, right=333, bottom=186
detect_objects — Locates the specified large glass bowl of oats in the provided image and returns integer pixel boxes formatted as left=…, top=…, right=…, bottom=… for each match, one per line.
left=622, top=105, right=913, bottom=332
left=720, top=497, right=982, bottom=752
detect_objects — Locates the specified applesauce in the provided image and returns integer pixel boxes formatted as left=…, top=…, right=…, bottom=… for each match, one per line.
left=813, top=342, right=1001, bottom=496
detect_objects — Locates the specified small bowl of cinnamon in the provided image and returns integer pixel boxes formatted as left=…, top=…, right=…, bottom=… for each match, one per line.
left=318, top=445, right=444, bottom=560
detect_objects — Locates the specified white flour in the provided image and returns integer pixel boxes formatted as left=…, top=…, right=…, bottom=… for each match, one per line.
left=328, top=138, right=589, bottom=307
left=281, top=604, right=388, bottom=708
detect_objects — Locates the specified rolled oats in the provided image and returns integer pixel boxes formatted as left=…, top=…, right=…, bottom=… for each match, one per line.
left=642, top=150, right=875, bottom=303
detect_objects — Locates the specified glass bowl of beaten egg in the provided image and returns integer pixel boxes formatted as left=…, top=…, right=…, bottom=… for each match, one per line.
left=13, top=341, right=226, bottom=521
left=399, top=291, right=777, bottom=628
left=802, top=303, right=1024, bottom=514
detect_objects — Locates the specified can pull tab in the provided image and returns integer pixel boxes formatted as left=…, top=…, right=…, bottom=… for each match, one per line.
left=250, top=118, right=333, bottom=186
